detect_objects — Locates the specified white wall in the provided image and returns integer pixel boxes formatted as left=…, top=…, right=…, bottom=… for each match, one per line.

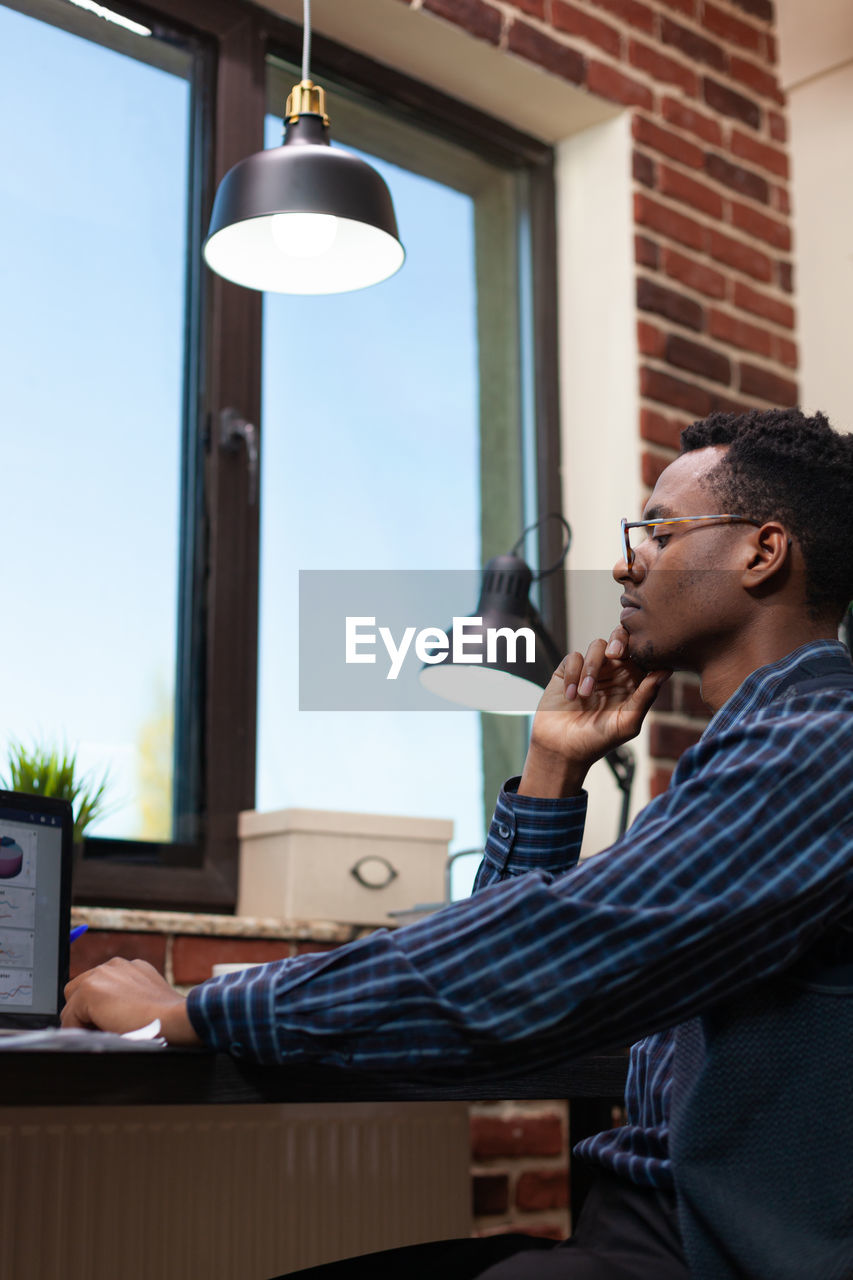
left=777, top=0, right=853, bottom=432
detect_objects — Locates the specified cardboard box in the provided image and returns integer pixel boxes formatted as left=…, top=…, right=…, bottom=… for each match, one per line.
left=237, top=808, right=453, bottom=926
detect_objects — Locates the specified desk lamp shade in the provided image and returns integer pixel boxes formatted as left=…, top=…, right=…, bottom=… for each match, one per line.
left=203, top=80, right=405, bottom=294
left=419, top=554, right=562, bottom=715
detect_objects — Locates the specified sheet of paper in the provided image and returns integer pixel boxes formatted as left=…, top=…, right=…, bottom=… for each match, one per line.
left=0, top=1024, right=168, bottom=1051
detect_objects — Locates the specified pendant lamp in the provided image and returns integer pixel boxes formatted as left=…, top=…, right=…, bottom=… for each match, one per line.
left=203, top=0, right=405, bottom=294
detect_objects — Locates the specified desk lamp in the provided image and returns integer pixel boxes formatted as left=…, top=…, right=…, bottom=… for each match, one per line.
left=420, top=515, right=636, bottom=837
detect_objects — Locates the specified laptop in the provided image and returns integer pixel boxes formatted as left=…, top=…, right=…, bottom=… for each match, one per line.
left=0, top=789, right=73, bottom=1030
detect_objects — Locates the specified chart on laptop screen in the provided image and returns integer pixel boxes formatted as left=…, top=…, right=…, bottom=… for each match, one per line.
left=0, top=827, right=37, bottom=1006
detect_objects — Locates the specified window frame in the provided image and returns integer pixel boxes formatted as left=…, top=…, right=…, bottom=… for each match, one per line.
left=65, top=0, right=565, bottom=911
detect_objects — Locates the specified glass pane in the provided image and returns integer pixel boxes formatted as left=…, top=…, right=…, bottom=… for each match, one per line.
left=0, top=3, right=192, bottom=841
left=257, top=97, right=521, bottom=873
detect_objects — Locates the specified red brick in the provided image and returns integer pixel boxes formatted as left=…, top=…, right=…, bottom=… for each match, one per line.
left=709, top=307, right=772, bottom=357
left=633, top=149, right=656, bottom=187
left=680, top=679, right=711, bottom=719
left=729, top=54, right=784, bottom=105
left=640, top=406, right=685, bottom=450
left=770, top=184, right=790, bottom=216
left=701, top=2, right=763, bottom=53
left=634, top=192, right=707, bottom=251
left=739, top=361, right=798, bottom=405
left=640, top=366, right=712, bottom=416
left=293, top=941, right=337, bottom=955
left=765, top=30, right=778, bottom=65
left=172, top=936, right=293, bottom=985
left=553, top=1, right=622, bottom=56
left=731, top=0, right=773, bottom=22
left=68, top=931, right=167, bottom=981
left=730, top=129, right=789, bottom=178
left=778, top=259, right=794, bottom=293
left=768, top=110, right=787, bottom=143
left=706, top=153, right=769, bottom=203
left=662, top=246, right=726, bottom=299
left=774, top=335, right=798, bottom=369
left=638, top=318, right=665, bottom=356
left=473, top=1174, right=509, bottom=1216
left=661, top=16, right=727, bottom=71
left=650, top=720, right=703, bottom=760
left=471, top=1113, right=564, bottom=1159
left=703, top=76, right=761, bottom=129
left=662, top=96, right=723, bottom=146
left=516, top=1170, right=569, bottom=1212
left=513, top=0, right=545, bottom=14
left=708, top=228, right=773, bottom=281
left=423, top=0, right=502, bottom=43
left=587, top=59, right=653, bottom=108
left=635, top=233, right=659, bottom=268
left=590, top=0, right=655, bottom=35
left=642, top=447, right=674, bottom=486
left=650, top=766, right=674, bottom=796
left=637, top=277, right=705, bottom=330
left=658, top=0, right=696, bottom=15
left=629, top=39, right=698, bottom=96
left=659, top=165, right=724, bottom=218
left=632, top=115, right=704, bottom=168
left=666, top=333, right=731, bottom=384
left=733, top=280, right=795, bottom=328
left=730, top=201, right=790, bottom=251
left=507, top=19, right=586, bottom=83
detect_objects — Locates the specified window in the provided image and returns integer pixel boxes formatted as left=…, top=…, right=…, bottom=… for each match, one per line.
left=4, top=0, right=563, bottom=910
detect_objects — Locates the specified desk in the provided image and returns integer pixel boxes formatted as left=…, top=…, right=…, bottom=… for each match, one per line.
left=0, top=1050, right=627, bottom=1280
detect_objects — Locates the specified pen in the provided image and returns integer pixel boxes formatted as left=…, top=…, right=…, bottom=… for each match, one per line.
left=69, top=924, right=89, bottom=943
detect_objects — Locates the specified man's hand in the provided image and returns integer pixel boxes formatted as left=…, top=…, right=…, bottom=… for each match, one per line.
left=62, top=958, right=202, bottom=1046
left=519, top=626, right=671, bottom=798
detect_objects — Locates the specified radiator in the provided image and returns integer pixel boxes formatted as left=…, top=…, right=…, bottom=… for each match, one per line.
left=0, top=1102, right=471, bottom=1280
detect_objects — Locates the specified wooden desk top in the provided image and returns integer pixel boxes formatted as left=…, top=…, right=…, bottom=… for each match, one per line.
left=1, top=1048, right=628, bottom=1107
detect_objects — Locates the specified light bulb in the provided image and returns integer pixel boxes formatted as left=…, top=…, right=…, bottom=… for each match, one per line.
left=269, top=212, right=339, bottom=259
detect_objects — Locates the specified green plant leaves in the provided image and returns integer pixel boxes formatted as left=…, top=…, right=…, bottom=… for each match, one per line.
left=2, top=741, right=111, bottom=845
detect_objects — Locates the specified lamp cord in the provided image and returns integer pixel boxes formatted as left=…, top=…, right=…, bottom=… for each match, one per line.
left=510, top=513, right=572, bottom=581
left=302, top=0, right=312, bottom=82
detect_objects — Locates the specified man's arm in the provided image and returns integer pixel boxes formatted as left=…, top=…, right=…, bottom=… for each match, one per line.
left=179, top=700, right=853, bottom=1070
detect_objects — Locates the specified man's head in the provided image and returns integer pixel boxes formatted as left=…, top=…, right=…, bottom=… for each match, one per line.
left=613, top=408, right=853, bottom=674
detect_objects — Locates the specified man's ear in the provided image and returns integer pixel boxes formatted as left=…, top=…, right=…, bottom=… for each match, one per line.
left=742, top=522, right=792, bottom=591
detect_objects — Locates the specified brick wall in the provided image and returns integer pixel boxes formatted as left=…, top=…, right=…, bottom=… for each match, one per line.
left=471, top=1101, right=570, bottom=1238
left=405, top=0, right=797, bottom=783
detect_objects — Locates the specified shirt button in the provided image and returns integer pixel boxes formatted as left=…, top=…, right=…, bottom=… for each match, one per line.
left=231, top=1042, right=245, bottom=1058
left=497, top=824, right=510, bottom=839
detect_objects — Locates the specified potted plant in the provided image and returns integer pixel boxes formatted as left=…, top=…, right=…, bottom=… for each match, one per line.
left=2, top=740, right=111, bottom=845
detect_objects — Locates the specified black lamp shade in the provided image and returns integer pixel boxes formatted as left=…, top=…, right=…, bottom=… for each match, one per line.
left=203, top=115, right=405, bottom=294
left=419, top=554, right=562, bottom=714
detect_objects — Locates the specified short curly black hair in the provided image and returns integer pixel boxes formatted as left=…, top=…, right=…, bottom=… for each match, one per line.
left=680, top=407, right=853, bottom=621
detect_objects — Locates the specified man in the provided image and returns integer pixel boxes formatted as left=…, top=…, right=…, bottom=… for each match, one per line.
left=64, top=408, right=853, bottom=1278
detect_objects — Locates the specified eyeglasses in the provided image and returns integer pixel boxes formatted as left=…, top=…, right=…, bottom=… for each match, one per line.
left=620, top=514, right=758, bottom=569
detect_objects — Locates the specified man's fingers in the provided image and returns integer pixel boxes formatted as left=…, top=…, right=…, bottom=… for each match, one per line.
left=605, top=626, right=629, bottom=659
left=578, top=638, right=608, bottom=698
left=561, top=652, right=584, bottom=700
left=630, top=670, right=672, bottom=717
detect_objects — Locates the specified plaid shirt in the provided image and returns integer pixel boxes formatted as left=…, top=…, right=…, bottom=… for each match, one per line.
left=188, top=639, right=853, bottom=1189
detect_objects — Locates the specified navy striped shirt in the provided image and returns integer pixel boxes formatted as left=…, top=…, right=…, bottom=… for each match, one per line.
left=187, top=639, right=853, bottom=1189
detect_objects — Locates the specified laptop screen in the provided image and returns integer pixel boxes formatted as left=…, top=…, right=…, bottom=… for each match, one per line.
left=0, top=790, right=73, bottom=1028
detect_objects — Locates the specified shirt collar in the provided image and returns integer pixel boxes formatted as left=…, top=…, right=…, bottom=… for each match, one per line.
left=704, top=638, right=851, bottom=740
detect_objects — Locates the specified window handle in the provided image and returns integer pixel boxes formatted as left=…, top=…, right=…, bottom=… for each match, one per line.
left=219, top=407, right=259, bottom=505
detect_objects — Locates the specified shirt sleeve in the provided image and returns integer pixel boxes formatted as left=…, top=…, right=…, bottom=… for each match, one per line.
left=473, top=776, right=588, bottom=890
left=186, top=700, right=853, bottom=1074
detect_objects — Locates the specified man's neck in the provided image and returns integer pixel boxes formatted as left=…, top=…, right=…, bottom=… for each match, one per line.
left=698, top=624, right=840, bottom=713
